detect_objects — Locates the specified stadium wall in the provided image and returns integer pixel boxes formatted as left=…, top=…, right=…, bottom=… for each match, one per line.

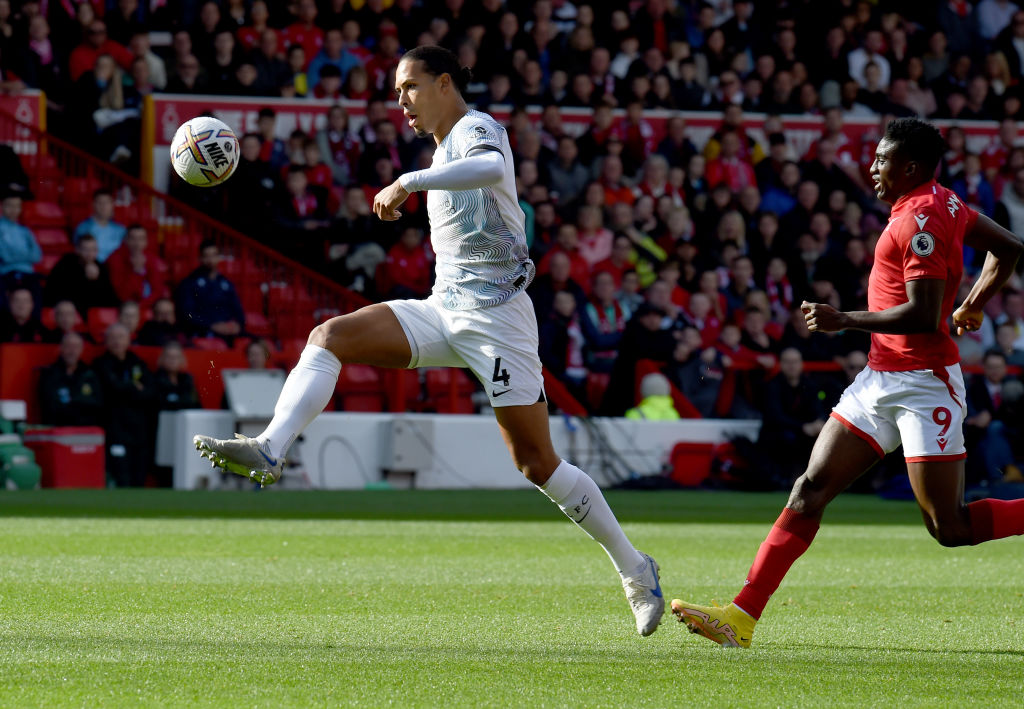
left=162, top=409, right=760, bottom=490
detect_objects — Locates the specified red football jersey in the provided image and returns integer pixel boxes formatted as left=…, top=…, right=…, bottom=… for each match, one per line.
left=867, top=180, right=978, bottom=371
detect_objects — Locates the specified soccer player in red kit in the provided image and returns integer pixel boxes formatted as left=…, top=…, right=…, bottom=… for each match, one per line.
left=671, top=118, right=1024, bottom=648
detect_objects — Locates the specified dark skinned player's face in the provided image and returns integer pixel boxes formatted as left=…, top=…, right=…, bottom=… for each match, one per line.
left=395, top=59, right=448, bottom=139
left=870, top=137, right=920, bottom=204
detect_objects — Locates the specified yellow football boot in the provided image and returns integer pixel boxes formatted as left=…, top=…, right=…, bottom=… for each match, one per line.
left=670, top=599, right=755, bottom=648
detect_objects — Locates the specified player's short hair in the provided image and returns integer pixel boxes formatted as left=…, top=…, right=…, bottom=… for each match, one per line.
left=198, top=238, right=218, bottom=255
left=92, top=187, right=113, bottom=201
left=401, top=45, right=473, bottom=93
left=883, top=118, right=946, bottom=174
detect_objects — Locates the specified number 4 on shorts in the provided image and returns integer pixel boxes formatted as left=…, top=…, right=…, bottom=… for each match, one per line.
left=492, top=357, right=511, bottom=387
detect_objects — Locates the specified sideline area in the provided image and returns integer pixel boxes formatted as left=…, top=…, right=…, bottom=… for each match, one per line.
left=0, top=488, right=923, bottom=525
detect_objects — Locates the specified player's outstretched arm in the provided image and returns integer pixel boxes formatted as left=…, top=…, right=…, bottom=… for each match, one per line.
left=802, top=277, right=946, bottom=335
left=373, top=150, right=505, bottom=221
left=952, top=214, right=1024, bottom=335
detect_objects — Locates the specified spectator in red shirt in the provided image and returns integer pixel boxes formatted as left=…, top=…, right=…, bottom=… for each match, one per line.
left=599, top=154, right=635, bottom=206
left=316, top=105, right=361, bottom=187
left=593, top=234, right=634, bottom=288
left=538, top=224, right=592, bottom=292
left=577, top=205, right=614, bottom=267
left=634, top=154, right=685, bottom=208
left=706, top=131, right=758, bottom=193
left=69, top=20, right=133, bottom=81
left=379, top=227, right=432, bottom=299
left=237, top=0, right=272, bottom=52
left=107, top=225, right=170, bottom=310
left=615, top=100, right=656, bottom=174
left=281, top=0, right=324, bottom=71
left=365, top=25, right=402, bottom=94
left=302, top=139, right=334, bottom=192
left=982, top=118, right=1020, bottom=184
left=686, top=291, right=723, bottom=348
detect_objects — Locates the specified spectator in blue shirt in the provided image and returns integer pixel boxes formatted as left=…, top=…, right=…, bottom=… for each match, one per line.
left=306, top=27, right=361, bottom=89
left=175, top=239, right=245, bottom=342
left=73, top=188, right=126, bottom=262
left=0, top=194, right=43, bottom=305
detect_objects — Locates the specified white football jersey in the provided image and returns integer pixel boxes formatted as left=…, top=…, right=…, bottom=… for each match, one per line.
left=426, top=109, right=534, bottom=310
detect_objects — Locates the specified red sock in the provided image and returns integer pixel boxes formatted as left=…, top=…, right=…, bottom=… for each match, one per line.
left=733, top=508, right=820, bottom=620
left=968, top=498, right=1024, bottom=544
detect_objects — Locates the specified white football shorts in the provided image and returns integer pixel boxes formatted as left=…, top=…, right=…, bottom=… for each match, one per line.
left=831, top=364, right=967, bottom=462
left=386, top=290, right=545, bottom=408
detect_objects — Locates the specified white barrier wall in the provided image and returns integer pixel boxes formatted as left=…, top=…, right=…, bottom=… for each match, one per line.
left=160, top=411, right=761, bottom=490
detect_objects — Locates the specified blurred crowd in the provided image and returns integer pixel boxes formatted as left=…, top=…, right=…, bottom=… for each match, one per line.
left=4, top=0, right=1024, bottom=486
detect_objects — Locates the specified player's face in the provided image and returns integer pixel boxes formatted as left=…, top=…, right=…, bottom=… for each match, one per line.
left=870, top=138, right=914, bottom=204
left=395, top=59, right=446, bottom=139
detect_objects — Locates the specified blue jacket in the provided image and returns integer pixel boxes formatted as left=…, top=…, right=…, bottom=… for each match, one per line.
left=0, top=217, right=42, bottom=275
left=74, top=218, right=127, bottom=262
left=307, top=49, right=361, bottom=88
left=175, top=267, right=246, bottom=336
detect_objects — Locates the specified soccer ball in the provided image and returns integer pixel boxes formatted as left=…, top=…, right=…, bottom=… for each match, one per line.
left=170, top=116, right=240, bottom=187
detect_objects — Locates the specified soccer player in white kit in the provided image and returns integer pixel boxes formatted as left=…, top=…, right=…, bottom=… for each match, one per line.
left=195, top=45, right=664, bottom=636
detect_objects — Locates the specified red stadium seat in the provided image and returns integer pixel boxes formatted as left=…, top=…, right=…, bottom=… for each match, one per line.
left=585, top=372, right=611, bottom=412
left=63, top=177, right=100, bottom=207
left=20, top=154, right=60, bottom=181
left=36, top=252, right=67, bottom=274
left=243, top=311, right=272, bottom=337
left=21, top=201, right=66, bottom=228
left=34, top=228, right=70, bottom=249
left=34, top=177, right=62, bottom=203
left=113, top=202, right=153, bottom=225
left=385, top=368, right=422, bottom=412
left=87, top=307, right=119, bottom=342
left=336, top=363, right=386, bottom=412
left=192, top=336, right=229, bottom=352
left=424, top=368, right=476, bottom=414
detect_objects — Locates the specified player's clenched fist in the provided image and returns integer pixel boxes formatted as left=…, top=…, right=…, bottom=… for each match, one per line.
left=951, top=302, right=984, bottom=336
left=373, top=179, right=410, bottom=221
left=801, top=300, right=847, bottom=333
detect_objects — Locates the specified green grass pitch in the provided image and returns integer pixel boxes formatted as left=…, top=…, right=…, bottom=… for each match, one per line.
left=1, top=489, right=1021, bottom=707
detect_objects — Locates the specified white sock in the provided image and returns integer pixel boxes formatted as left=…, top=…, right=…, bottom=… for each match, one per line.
left=538, top=460, right=645, bottom=575
left=256, top=345, right=342, bottom=459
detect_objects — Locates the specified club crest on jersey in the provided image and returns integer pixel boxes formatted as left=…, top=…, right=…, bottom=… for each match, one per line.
left=911, top=231, right=935, bottom=256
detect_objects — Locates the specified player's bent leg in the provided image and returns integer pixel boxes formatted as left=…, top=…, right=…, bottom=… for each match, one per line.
left=672, top=416, right=882, bottom=647
left=307, top=303, right=413, bottom=368
left=909, top=459, right=1024, bottom=546
left=195, top=304, right=413, bottom=485
left=494, top=402, right=662, bottom=635
left=907, top=459, right=972, bottom=547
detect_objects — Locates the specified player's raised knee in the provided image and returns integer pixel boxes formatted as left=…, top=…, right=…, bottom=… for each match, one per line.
left=929, top=522, right=972, bottom=548
left=307, top=315, right=351, bottom=351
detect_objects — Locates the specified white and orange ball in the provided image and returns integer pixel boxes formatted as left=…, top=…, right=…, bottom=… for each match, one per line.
left=170, top=116, right=240, bottom=187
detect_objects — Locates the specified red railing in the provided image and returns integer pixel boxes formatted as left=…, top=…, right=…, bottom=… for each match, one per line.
left=0, top=108, right=371, bottom=346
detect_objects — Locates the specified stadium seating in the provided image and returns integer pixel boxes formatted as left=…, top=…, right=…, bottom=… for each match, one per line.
left=423, top=369, right=477, bottom=414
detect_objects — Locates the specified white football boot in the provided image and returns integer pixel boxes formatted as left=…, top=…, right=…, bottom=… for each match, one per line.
left=621, top=552, right=665, bottom=636
left=194, top=433, right=284, bottom=487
